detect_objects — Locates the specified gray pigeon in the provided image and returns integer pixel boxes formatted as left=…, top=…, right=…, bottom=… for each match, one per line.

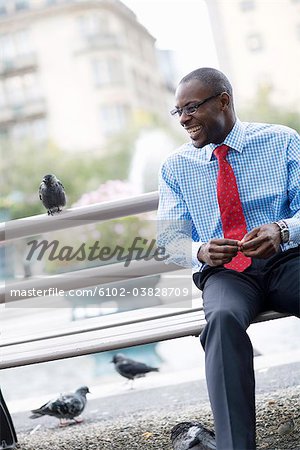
left=171, top=421, right=216, bottom=450
left=111, top=354, right=159, bottom=386
left=277, top=418, right=295, bottom=436
left=39, top=174, right=66, bottom=215
left=30, top=386, right=90, bottom=426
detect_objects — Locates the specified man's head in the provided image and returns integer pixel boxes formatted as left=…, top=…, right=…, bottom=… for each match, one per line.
left=172, top=67, right=236, bottom=148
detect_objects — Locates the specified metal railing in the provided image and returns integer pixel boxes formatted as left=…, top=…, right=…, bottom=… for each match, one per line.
left=0, top=191, right=159, bottom=243
left=0, top=191, right=290, bottom=369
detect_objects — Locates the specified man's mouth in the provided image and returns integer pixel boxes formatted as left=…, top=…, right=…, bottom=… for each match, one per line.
left=186, top=125, right=202, bottom=139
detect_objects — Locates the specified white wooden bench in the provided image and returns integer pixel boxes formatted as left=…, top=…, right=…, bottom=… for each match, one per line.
left=0, top=306, right=289, bottom=370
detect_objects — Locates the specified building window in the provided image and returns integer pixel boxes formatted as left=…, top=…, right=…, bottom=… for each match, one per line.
left=0, top=0, right=7, bottom=15
left=0, top=35, right=15, bottom=63
left=5, top=76, right=25, bottom=106
left=14, top=29, right=33, bottom=57
left=14, top=0, right=30, bottom=11
left=4, top=73, right=41, bottom=106
left=239, top=0, right=255, bottom=11
left=78, top=14, right=109, bottom=37
left=22, top=73, right=42, bottom=101
left=0, top=30, right=34, bottom=63
left=92, top=58, right=123, bottom=86
left=246, top=33, right=263, bottom=52
left=99, top=104, right=128, bottom=136
left=11, top=118, right=47, bottom=141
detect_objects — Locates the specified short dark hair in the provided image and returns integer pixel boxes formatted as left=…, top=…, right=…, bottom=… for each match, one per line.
left=180, top=67, right=233, bottom=96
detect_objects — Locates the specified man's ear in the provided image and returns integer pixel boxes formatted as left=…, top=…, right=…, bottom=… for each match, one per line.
left=220, top=92, right=231, bottom=110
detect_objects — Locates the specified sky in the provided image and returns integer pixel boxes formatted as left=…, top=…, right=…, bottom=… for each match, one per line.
left=122, top=0, right=219, bottom=80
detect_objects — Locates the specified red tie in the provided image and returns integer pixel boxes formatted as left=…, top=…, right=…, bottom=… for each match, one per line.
left=214, top=144, right=251, bottom=272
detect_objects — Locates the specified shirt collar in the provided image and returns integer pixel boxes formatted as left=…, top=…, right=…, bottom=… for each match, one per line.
left=204, top=119, right=246, bottom=160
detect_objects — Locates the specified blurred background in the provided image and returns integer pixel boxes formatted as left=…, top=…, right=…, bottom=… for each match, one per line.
left=1, top=0, right=300, bottom=220
left=0, top=0, right=300, bottom=413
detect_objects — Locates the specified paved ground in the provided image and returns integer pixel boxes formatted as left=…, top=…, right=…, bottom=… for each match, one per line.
left=7, top=361, right=299, bottom=450
left=2, top=309, right=300, bottom=449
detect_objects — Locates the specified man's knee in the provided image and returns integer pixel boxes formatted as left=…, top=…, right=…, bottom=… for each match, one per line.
left=200, top=308, right=246, bottom=349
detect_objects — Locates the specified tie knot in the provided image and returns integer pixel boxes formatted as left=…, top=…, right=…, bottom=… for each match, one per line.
left=214, top=144, right=229, bottom=160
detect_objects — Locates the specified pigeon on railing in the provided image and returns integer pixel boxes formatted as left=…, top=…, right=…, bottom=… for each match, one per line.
left=30, top=386, right=90, bottom=426
left=111, top=353, right=159, bottom=387
left=171, top=421, right=216, bottom=450
left=39, top=173, right=66, bottom=215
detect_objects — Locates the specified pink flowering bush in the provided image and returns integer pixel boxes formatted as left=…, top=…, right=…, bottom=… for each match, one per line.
left=72, top=180, right=138, bottom=207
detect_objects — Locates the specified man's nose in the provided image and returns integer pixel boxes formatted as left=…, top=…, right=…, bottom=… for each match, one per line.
left=179, top=111, right=191, bottom=126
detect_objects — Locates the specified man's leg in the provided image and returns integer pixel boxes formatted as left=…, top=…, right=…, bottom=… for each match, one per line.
left=198, top=268, right=263, bottom=450
left=265, top=248, right=300, bottom=317
left=0, top=388, right=17, bottom=449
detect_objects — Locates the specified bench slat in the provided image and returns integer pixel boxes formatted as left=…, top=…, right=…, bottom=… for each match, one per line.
left=0, top=310, right=289, bottom=370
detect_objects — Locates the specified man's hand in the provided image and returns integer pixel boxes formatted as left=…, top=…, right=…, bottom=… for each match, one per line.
left=198, top=238, right=239, bottom=266
left=240, top=223, right=281, bottom=258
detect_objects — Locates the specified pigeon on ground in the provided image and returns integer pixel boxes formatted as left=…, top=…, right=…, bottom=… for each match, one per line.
left=111, top=354, right=159, bottom=387
left=277, top=418, right=295, bottom=436
left=39, top=174, right=66, bottom=215
left=30, top=386, right=90, bottom=426
left=171, top=421, right=216, bottom=450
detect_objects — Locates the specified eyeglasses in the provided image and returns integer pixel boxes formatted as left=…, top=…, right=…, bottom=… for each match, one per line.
left=170, top=93, right=222, bottom=117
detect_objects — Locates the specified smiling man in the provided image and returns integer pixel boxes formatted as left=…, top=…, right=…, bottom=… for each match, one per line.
left=157, top=67, right=300, bottom=449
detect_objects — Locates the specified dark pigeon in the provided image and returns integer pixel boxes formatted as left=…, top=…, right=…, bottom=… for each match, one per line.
left=39, top=174, right=66, bottom=215
left=171, top=421, right=216, bottom=450
left=111, top=354, right=159, bottom=387
left=30, top=386, right=90, bottom=426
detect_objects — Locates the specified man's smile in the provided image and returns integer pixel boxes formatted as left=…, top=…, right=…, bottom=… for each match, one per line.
left=185, top=125, right=203, bottom=140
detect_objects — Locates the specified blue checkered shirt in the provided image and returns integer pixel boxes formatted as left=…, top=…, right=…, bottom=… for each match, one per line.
left=157, top=119, right=300, bottom=271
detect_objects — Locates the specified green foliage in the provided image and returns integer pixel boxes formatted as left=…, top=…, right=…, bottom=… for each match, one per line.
left=239, top=85, right=300, bottom=132
left=42, top=215, right=156, bottom=274
left=0, top=137, right=133, bottom=220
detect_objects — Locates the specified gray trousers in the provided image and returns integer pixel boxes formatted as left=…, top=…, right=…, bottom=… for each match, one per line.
left=0, top=388, right=17, bottom=449
left=193, top=246, right=300, bottom=450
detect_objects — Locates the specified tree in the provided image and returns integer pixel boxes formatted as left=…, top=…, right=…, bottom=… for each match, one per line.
left=0, top=138, right=133, bottom=219
left=239, top=85, right=300, bottom=132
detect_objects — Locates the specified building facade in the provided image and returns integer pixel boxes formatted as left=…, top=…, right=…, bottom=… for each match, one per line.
left=205, top=0, right=300, bottom=112
left=0, top=0, right=171, bottom=151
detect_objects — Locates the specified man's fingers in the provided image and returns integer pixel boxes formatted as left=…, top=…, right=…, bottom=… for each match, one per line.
left=209, top=247, right=238, bottom=258
left=210, top=238, right=239, bottom=247
left=240, top=235, right=262, bottom=250
left=204, top=238, right=246, bottom=266
left=210, top=253, right=234, bottom=261
left=208, top=248, right=238, bottom=266
left=243, top=244, right=276, bottom=259
left=241, top=227, right=260, bottom=244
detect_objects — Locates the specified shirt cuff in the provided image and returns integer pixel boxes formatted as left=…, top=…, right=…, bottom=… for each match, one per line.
left=192, top=241, right=205, bottom=272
